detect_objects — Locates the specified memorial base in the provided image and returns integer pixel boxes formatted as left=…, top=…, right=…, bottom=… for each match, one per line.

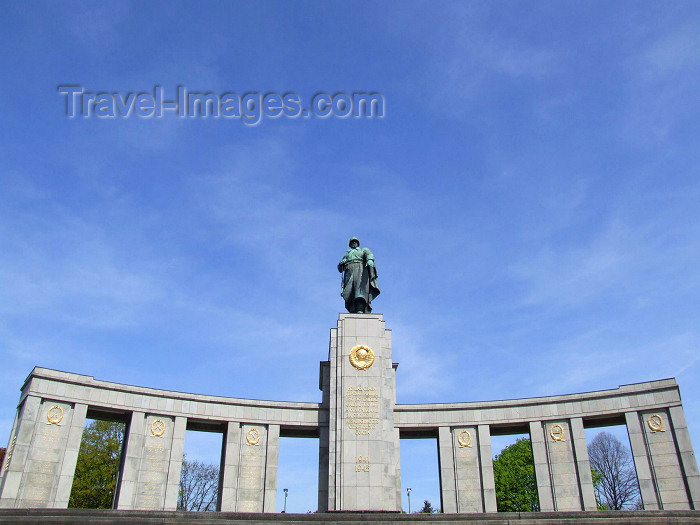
left=319, top=313, right=400, bottom=512
left=1, top=509, right=700, bottom=524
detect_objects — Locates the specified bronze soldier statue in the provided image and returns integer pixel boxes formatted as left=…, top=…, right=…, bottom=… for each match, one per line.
left=338, top=237, right=380, bottom=313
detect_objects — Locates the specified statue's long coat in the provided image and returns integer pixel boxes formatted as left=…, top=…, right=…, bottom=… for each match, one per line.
left=339, top=247, right=380, bottom=313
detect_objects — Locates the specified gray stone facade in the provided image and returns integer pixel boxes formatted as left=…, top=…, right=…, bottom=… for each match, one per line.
left=320, top=314, right=400, bottom=511
left=437, top=425, right=496, bottom=513
left=0, top=314, right=698, bottom=513
left=115, top=412, right=185, bottom=510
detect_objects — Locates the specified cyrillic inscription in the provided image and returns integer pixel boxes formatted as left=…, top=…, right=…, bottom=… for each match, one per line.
left=345, top=386, right=380, bottom=435
left=39, top=426, right=61, bottom=443
left=24, top=485, right=51, bottom=501
left=237, top=429, right=264, bottom=511
left=136, top=433, right=168, bottom=508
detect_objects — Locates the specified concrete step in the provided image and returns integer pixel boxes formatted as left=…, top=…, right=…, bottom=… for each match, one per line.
left=1, top=510, right=700, bottom=524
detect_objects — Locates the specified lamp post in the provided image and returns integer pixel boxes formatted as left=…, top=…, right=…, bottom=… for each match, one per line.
left=407, top=487, right=412, bottom=513
left=283, top=488, right=288, bottom=513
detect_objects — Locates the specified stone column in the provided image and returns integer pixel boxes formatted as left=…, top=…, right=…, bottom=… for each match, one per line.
left=53, top=403, right=88, bottom=507
left=115, top=411, right=146, bottom=509
left=163, top=416, right=186, bottom=510
left=437, top=426, right=456, bottom=513
left=452, top=426, right=482, bottom=512
left=542, top=420, right=582, bottom=511
left=326, top=327, right=339, bottom=512
left=0, top=398, right=86, bottom=508
left=219, top=422, right=241, bottom=511
left=478, top=425, right=497, bottom=512
left=529, top=421, right=554, bottom=511
left=639, top=408, right=691, bottom=509
left=437, top=425, right=496, bottom=513
left=263, top=424, right=280, bottom=513
left=394, top=427, right=401, bottom=510
left=0, top=396, right=42, bottom=507
left=317, top=426, right=329, bottom=512
left=236, top=423, right=277, bottom=512
left=668, top=405, right=700, bottom=509
left=626, top=410, right=660, bottom=510
left=317, top=362, right=330, bottom=512
left=115, top=412, right=183, bottom=510
left=322, top=313, right=399, bottom=511
left=569, top=417, right=597, bottom=511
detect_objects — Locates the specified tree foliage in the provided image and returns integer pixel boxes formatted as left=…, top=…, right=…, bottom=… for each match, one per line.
left=590, top=468, right=609, bottom=510
left=177, top=455, right=219, bottom=512
left=419, top=499, right=437, bottom=513
left=587, top=431, right=640, bottom=510
left=68, top=420, right=125, bottom=509
left=493, top=438, right=539, bottom=512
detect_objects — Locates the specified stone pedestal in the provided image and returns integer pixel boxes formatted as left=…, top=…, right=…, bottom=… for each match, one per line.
left=438, top=425, right=497, bottom=513
left=0, top=397, right=86, bottom=509
left=319, top=314, right=400, bottom=512
left=627, top=408, right=699, bottom=510
left=115, top=412, right=185, bottom=510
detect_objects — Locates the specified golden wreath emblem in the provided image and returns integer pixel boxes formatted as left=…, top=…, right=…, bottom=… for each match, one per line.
left=47, top=405, right=64, bottom=426
left=647, top=414, right=665, bottom=433
left=151, top=419, right=166, bottom=437
left=349, top=345, right=375, bottom=370
left=550, top=424, right=565, bottom=442
left=246, top=428, right=260, bottom=445
left=457, top=430, right=472, bottom=448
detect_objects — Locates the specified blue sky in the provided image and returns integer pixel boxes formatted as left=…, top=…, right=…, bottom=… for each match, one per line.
left=1, top=0, right=699, bottom=513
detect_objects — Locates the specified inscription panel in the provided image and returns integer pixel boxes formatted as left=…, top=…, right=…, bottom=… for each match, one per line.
left=345, top=386, right=380, bottom=435
left=134, top=415, right=173, bottom=510
left=453, top=427, right=481, bottom=512
left=236, top=425, right=266, bottom=512
left=544, top=421, right=581, bottom=511
left=18, top=401, right=74, bottom=506
left=641, top=409, right=689, bottom=509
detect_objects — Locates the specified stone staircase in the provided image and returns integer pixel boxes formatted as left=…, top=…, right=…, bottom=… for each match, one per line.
left=1, top=510, right=700, bottom=524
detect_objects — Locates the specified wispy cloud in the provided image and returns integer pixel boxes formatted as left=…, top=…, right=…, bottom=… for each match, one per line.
left=66, top=3, right=131, bottom=54
left=622, top=20, right=700, bottom=146
left=393, top=3, right=558, bottom=117
left=393, top=320, right=459, bottom=402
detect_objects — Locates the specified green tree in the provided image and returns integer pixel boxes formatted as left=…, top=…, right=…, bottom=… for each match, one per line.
left=419, top=499, right=437, bottom=513
left=68, top=420, right=125, bottom=509
left=493, top=438, right=539, bottom=512
left=590, top=467, right=609, bottom=510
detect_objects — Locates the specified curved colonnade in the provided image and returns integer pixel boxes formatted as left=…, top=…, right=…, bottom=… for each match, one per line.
left=1, top=366, right=698, bottom=512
